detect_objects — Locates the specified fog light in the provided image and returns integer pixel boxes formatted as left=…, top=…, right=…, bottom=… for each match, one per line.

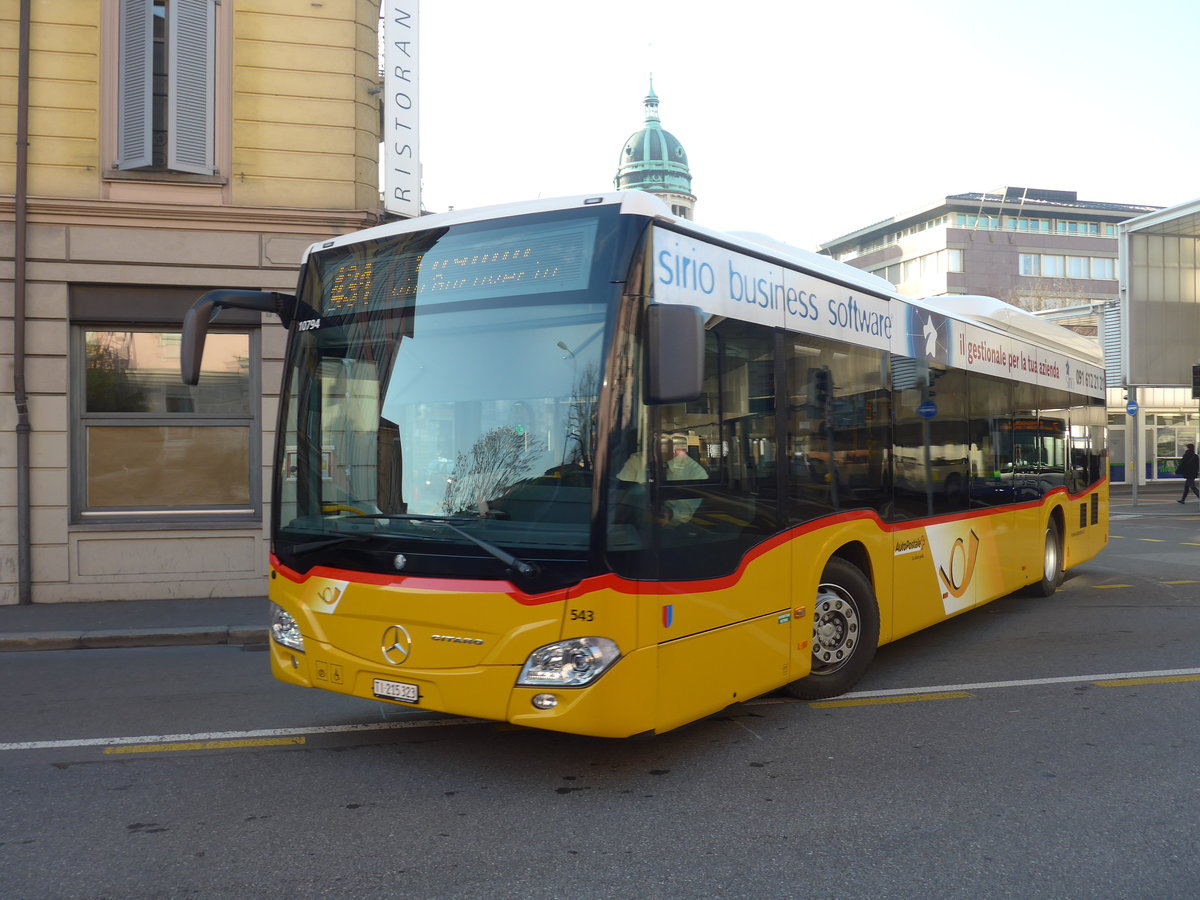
left=531, top=693, right=558, bottom=710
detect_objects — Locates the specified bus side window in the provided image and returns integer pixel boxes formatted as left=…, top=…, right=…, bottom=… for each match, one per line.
left=967, top=373, right=1012, bottom=508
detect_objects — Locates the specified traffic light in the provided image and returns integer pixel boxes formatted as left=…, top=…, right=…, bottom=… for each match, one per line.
left=811, top=366, right=831, bottom=407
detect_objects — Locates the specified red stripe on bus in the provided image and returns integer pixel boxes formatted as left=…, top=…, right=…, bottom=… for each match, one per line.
left=270, top=483, right=1104, bottom=604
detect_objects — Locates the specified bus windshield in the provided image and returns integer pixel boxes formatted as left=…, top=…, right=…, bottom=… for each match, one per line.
left=275, top=209, right=626, bottom=574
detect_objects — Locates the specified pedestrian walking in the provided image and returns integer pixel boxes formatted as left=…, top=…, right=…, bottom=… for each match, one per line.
left=1178, top=443, right=1200, bottom=503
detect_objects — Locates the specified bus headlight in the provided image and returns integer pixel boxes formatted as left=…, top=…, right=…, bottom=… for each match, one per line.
left=517, top=637, right=620, bottom=687
left=270, top=604, right=305, bottom=653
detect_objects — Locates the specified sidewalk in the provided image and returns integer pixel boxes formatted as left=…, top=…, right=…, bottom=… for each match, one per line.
left=1110, top=479, right=1200, bottom=512
left=1, top=481, right=1195, bottom=652
left=0, top=595, right=269, bottom=653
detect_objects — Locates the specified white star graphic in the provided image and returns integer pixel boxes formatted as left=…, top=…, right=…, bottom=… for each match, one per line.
left=922, top=316, right=938, bottom=358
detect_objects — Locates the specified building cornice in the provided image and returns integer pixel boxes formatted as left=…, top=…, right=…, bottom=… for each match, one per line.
left=0, top=196, right=384, bottom=236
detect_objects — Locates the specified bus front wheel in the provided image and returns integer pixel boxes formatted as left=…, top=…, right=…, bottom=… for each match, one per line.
left=785, top=557, right=880, bottom=701
left=1028, top=516, right=1063, bottom=597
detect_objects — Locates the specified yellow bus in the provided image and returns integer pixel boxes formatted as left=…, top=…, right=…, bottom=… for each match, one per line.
left=181, top=192, right=1108, bottom=738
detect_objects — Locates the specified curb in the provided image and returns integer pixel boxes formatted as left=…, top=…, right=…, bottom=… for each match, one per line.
left=0, top=626, right=269, bottom=653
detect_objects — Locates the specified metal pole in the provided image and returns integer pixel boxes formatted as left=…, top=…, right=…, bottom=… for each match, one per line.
left=14, top=0, right=32, bottom=603
left=1130, top=386, right=1138, bottom=505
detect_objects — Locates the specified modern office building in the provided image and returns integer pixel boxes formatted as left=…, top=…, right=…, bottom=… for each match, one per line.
left=818, top=187, right=1155, bottom=313
left=2, top=1, right=384, bottom=605
left=818, top=187, right=1179, bottom=484
left=1117, top=198, right=1200, bottom=485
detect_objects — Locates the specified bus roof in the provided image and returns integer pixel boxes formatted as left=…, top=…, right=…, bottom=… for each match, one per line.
left=914, top=294, right=1104, bottom=368
left=303, top=190, right=1102, bottom=369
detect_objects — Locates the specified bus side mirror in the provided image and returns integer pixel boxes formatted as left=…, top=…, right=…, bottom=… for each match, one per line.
left=181, top=290, right=296, bottom=385
left=646, top=303, right=704, bottom=404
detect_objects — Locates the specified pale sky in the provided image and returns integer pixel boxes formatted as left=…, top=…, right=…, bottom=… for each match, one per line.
left=411, top=0, right=1198, bottom=249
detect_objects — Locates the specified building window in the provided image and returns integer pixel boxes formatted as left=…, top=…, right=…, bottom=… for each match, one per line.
left=1005, top=216, right=1051, bottom=233
left=956, top=214, right=1001, bottom=230
left=1020, top=253, right=1116, bottom=280
left=74, top=326, right=259, bottom=521
left=1054, top=220, right=1101, bottom=235
left=876, top=248, right=963, bottom=285
left=117, top=0, right=215, bottom=174
left=1040, top=255, right=1066, bottom=277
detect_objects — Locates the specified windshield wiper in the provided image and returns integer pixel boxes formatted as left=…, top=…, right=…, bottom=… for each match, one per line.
left=335, top=513, right=541, bottom=577
left=434, top=519, right=541, bottom=578
left=290, top=532, right=371, bottom=554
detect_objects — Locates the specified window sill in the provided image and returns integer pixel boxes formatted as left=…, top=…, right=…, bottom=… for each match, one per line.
left=104, top=169, right=228, bottom=186
left=71, top=516, right=262, bottom=533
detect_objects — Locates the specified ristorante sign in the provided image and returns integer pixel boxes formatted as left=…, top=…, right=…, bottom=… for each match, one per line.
left=383, top=2, right=420, bottom=218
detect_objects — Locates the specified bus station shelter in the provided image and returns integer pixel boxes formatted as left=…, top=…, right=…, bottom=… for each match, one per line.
left=1119, top=197, right=1200, bottom=484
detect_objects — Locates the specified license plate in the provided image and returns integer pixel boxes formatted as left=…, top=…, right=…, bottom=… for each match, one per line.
left=373, top=678, right=419, bottom=703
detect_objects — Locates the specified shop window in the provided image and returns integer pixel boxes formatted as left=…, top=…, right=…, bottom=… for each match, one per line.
left=73, top=323, right=260, bottom=522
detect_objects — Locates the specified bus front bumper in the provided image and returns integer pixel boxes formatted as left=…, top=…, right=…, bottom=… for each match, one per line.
left=269, top=635, right=658, bottom=739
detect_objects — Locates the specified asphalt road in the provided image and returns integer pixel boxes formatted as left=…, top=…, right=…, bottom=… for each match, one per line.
left=2, top=510, right=1198, bottom=899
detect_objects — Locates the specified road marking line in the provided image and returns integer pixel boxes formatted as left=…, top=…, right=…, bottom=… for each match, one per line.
left=831, top=667, right=1200, bottom=699
left=104, top=736, right=305, bottom=754
left=5, top=669, right=1200, bottom=752
left=1093, top=674, right=1200, bottom=687
left=810, top=691, right=971, bottom=708
left=1161, top=580, right=1200, bottom=585
left=0, top=717, right=482, bottom=752
left=1182, top=543, right=1200, bottom=547
left=1138, top=538, right=1166, bottom=543
left=1094, top=584, right=1131, bottom=589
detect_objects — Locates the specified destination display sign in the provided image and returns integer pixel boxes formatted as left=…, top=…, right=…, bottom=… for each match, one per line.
left=318, top=219, right=599, bottom=317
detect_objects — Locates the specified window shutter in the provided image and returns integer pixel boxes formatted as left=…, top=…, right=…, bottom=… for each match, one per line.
left=1102, top=302, right=1122, bottom=388
left=116, top=0, right=153, bottom=170
left=168, top=0, right=216, bottom=175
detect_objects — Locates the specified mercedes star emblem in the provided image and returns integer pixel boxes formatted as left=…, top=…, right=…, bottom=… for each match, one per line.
left=381, top=624, right=412, bottom=665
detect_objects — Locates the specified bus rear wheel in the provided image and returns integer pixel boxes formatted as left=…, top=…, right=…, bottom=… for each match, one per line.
left=1027, top=516, right=1063, bottom=597
left=785, top=557, right=880, bottom=701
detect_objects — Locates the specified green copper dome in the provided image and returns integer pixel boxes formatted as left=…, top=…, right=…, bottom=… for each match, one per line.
left=614, top=79, right=694, bottom=198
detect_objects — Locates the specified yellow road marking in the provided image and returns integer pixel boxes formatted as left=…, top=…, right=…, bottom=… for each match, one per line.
left=810, top=691, right=971, bottom=708
left=1138, top=538, right=1165, bottom=543
left=1094, top=584, right=1131, bottom=589
left=1094, top=675, right=1200, bottom=688
left=103, top=736, right=305, bottom=755
left=1182, top=543, right=1200, bottom=547
left=1161, top=580, right=1200, bottom=585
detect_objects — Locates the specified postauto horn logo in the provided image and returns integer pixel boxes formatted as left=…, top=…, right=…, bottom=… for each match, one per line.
left=937, top=529, right=980, bottom=601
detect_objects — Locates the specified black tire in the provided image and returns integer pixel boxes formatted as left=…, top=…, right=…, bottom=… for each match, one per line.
left=785, top=557, right=880, bottom=701
left=1027, top=516, right=1064, bottom=597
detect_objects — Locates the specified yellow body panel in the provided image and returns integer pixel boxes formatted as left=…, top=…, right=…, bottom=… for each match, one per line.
left=269, top=484, right=1108, bottom=738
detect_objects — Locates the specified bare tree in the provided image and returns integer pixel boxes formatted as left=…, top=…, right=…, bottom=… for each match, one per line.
left=563, top=362, right=600, bottom=470
left=442, top=425, right=543, bottom=515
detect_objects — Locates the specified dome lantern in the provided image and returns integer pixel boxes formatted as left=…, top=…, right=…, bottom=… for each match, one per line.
left=614, top=77, right=696, bottom=219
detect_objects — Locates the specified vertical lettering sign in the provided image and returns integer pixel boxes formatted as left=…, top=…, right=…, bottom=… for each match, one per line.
left=383, top=2, right=420, bottom=218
